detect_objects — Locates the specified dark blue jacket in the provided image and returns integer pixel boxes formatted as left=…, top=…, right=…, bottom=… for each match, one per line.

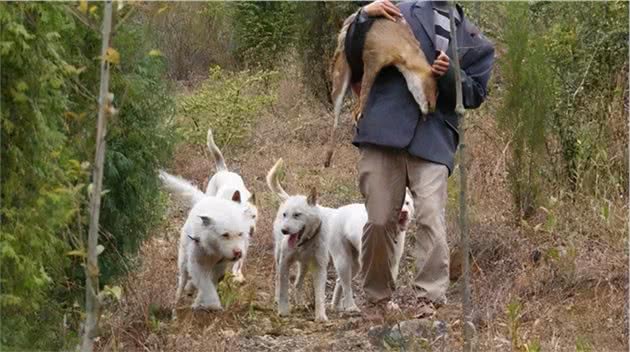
left=349, top=1, right=495, bottom=174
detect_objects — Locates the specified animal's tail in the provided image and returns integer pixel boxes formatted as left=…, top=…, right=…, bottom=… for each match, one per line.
left=158, top=170, right=206, bottom=207
left=324, top=15, right=354, bottom=168
left=207, top=128, right=227, bottom=172
left=266, top=159, right=289, bottom=201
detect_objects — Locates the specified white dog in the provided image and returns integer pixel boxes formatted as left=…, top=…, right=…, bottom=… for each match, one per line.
left=267, top=159, right=336, bottom=322
left=159, top=171, right=251, bottom=314
left=329, top=189, right=416, bottom=313
left=205, top=128, right=257, bottom=283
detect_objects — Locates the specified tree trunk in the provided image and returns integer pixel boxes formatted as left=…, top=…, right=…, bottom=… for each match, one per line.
left=80, top=1, right=113, bottom=351
left=448, top=3, right=474, bottom=352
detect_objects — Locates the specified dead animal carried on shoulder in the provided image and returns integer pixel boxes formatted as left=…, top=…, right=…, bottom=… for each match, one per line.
left=324, top=6, right=437, bottom=167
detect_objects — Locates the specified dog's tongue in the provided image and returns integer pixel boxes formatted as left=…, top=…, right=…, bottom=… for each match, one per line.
left=288, top=234, right=299, bottom=248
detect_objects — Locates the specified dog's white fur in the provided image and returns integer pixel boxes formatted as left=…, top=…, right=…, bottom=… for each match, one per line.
left=267, top=159, right=336, bottom=322
left=159, top=171, right=250, bottom=314
left=205, top=129, right=257, bottom=283
left=329, top=189, right=416, bottom=312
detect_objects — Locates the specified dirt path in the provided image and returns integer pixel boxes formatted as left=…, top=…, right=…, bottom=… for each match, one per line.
left=97, top=83, right=627, bottom=352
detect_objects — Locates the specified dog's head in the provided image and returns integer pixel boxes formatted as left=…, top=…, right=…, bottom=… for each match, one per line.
left=218, top=188, right=258, bottom=237
left=275, top=187, right=322, bottom=249
left=189, top=197, right=251, bottom=262
left=398, top=189, right=415, bottom=230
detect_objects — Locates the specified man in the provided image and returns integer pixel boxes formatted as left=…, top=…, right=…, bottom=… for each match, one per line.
left=345, top=0, right=495, bottom=319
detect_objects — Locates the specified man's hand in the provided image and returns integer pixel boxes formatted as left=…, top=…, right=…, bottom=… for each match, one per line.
left=363, top=0, right=402, bottom=22
left=432, top=51, right=450, bottom=77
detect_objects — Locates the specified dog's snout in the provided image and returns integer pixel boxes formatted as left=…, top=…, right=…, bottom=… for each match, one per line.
left=233, top=249, right=242, bottom=259
left=281, top=228, right=290, bottom=235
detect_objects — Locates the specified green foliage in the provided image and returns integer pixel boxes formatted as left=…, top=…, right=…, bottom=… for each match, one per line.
left=230, top=2, right=298, bottom=67
left=0, top=4, right=85, bottom=348
left=498, top=2, right=554, bottom=219
left=177, top=65, right=278, bottom=147
left=293, top=2, right=356, bottom=104
left=538, top=1, right=628, bottom=196
left=0, top=3, right=176, bottom=349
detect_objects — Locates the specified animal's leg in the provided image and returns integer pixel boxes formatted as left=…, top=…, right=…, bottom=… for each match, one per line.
left=277, top=257, right=291, bottom=317
left=337, top=256, right=359, bottom=313
left=395, top=64, right=429, bottom=115
left=356, top=59, right=384, bottom=122
left=191, top=264, right=222, bottom=311
left=393, top=231, right=407, bottom=282
left=313, top=264, right=329, bottom=321
left=294, top=261, right=308, bottom=307
left=173, top=244, right=188, bottom=319
left=331, top=278, right=343, bottom=311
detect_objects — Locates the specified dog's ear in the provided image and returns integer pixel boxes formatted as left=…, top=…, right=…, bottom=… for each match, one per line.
left=307, top=187, right=318, bottom=206
left=199, top=216, right=212, bottom=226
left=249, top=192, right=256, bottom=206
left=232, top=190, right=241, bottom=203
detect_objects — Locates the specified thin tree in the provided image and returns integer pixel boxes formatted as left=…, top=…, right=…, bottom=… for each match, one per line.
left=80, top=1, right=113, bottom=351
left=448, top=3, right=474, bottom=352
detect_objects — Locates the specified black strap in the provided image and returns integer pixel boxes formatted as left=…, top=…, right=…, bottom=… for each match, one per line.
left=345, top=10, right=374, bottom=84
left=297, top=221, right=323, bottom=248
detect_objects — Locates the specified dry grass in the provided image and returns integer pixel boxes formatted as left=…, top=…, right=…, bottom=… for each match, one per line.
left=96, top=65, right=628, bottom=352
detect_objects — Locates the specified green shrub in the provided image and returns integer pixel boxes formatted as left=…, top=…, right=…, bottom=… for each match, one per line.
left=497, top=2, right=554, bottom=219
left=177, top=65, right=278, bottom=148
left=0, top=3, right=177, bottom=349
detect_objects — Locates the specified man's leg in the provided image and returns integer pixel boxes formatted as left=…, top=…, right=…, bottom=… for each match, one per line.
left=358, top=145, right=407, bottom=304
left=406, top=156, right=449, bottom=304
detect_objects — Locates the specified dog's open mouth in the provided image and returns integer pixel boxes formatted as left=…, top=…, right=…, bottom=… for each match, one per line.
left=287, top=228, right=305, bottom=248
left=398, top=211, right=409, bottom=226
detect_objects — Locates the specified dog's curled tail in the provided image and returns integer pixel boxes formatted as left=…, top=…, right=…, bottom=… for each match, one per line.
left=207, top=128, right=227, bottom=172
left=266, top=159, right=289, bottom=201
left=158, top=170, right=206, bottom=207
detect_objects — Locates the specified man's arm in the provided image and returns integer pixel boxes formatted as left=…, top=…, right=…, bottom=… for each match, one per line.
left=437, top=41, right=495, bottom=110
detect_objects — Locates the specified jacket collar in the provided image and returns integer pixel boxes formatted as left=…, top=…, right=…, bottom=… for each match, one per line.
left=412, top=1, right=436, bottom=49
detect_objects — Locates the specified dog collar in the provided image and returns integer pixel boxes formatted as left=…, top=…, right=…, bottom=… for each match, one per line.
left=297, top=221, right=322, bottom=248
left=187, top=234, right=200, bottom=243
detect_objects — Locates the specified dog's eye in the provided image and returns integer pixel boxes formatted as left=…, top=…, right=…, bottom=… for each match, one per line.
left=239, top=233, right=244, bottom=237
left=405, top=201, right=409, bottom=205
left=251, top=214, right=256, bottom=219
left=222, top=233, right=229, bottom=238
left=293, top=213, right=301, bottom=218
left=282, top=212, right=287, bottom=218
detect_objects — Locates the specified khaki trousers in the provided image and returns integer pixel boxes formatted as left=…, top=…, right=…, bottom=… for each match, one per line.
left=358, top=145, right=449, bottom=304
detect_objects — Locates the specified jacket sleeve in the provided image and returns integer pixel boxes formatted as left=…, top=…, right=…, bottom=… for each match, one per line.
left=437, top=36, right=495, bottom=110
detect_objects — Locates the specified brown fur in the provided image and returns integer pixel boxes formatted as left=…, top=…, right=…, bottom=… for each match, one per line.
left=324, top=15, right=437, bottom=168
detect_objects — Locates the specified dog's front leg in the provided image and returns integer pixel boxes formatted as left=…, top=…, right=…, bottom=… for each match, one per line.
left=192, top=266, right=222, bottom=311
left=293, top=261, right=308, bottom=307
left=277, top=257, right=291, bottom=317
left=313, top=263, right=329, bottom=322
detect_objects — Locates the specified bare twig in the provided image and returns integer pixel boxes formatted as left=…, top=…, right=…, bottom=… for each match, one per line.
left=63, top=5, right=99, bottom=33
left=80, top=2, right=113, bottom=351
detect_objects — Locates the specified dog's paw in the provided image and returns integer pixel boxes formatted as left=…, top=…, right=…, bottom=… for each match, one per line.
left=192, top=303, right=223, bottom=312
left=344, top=305, right=361, bottom=314
left=278, top=306, right=290, bottom=317
left=315, top=314, right=329, bottom=322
